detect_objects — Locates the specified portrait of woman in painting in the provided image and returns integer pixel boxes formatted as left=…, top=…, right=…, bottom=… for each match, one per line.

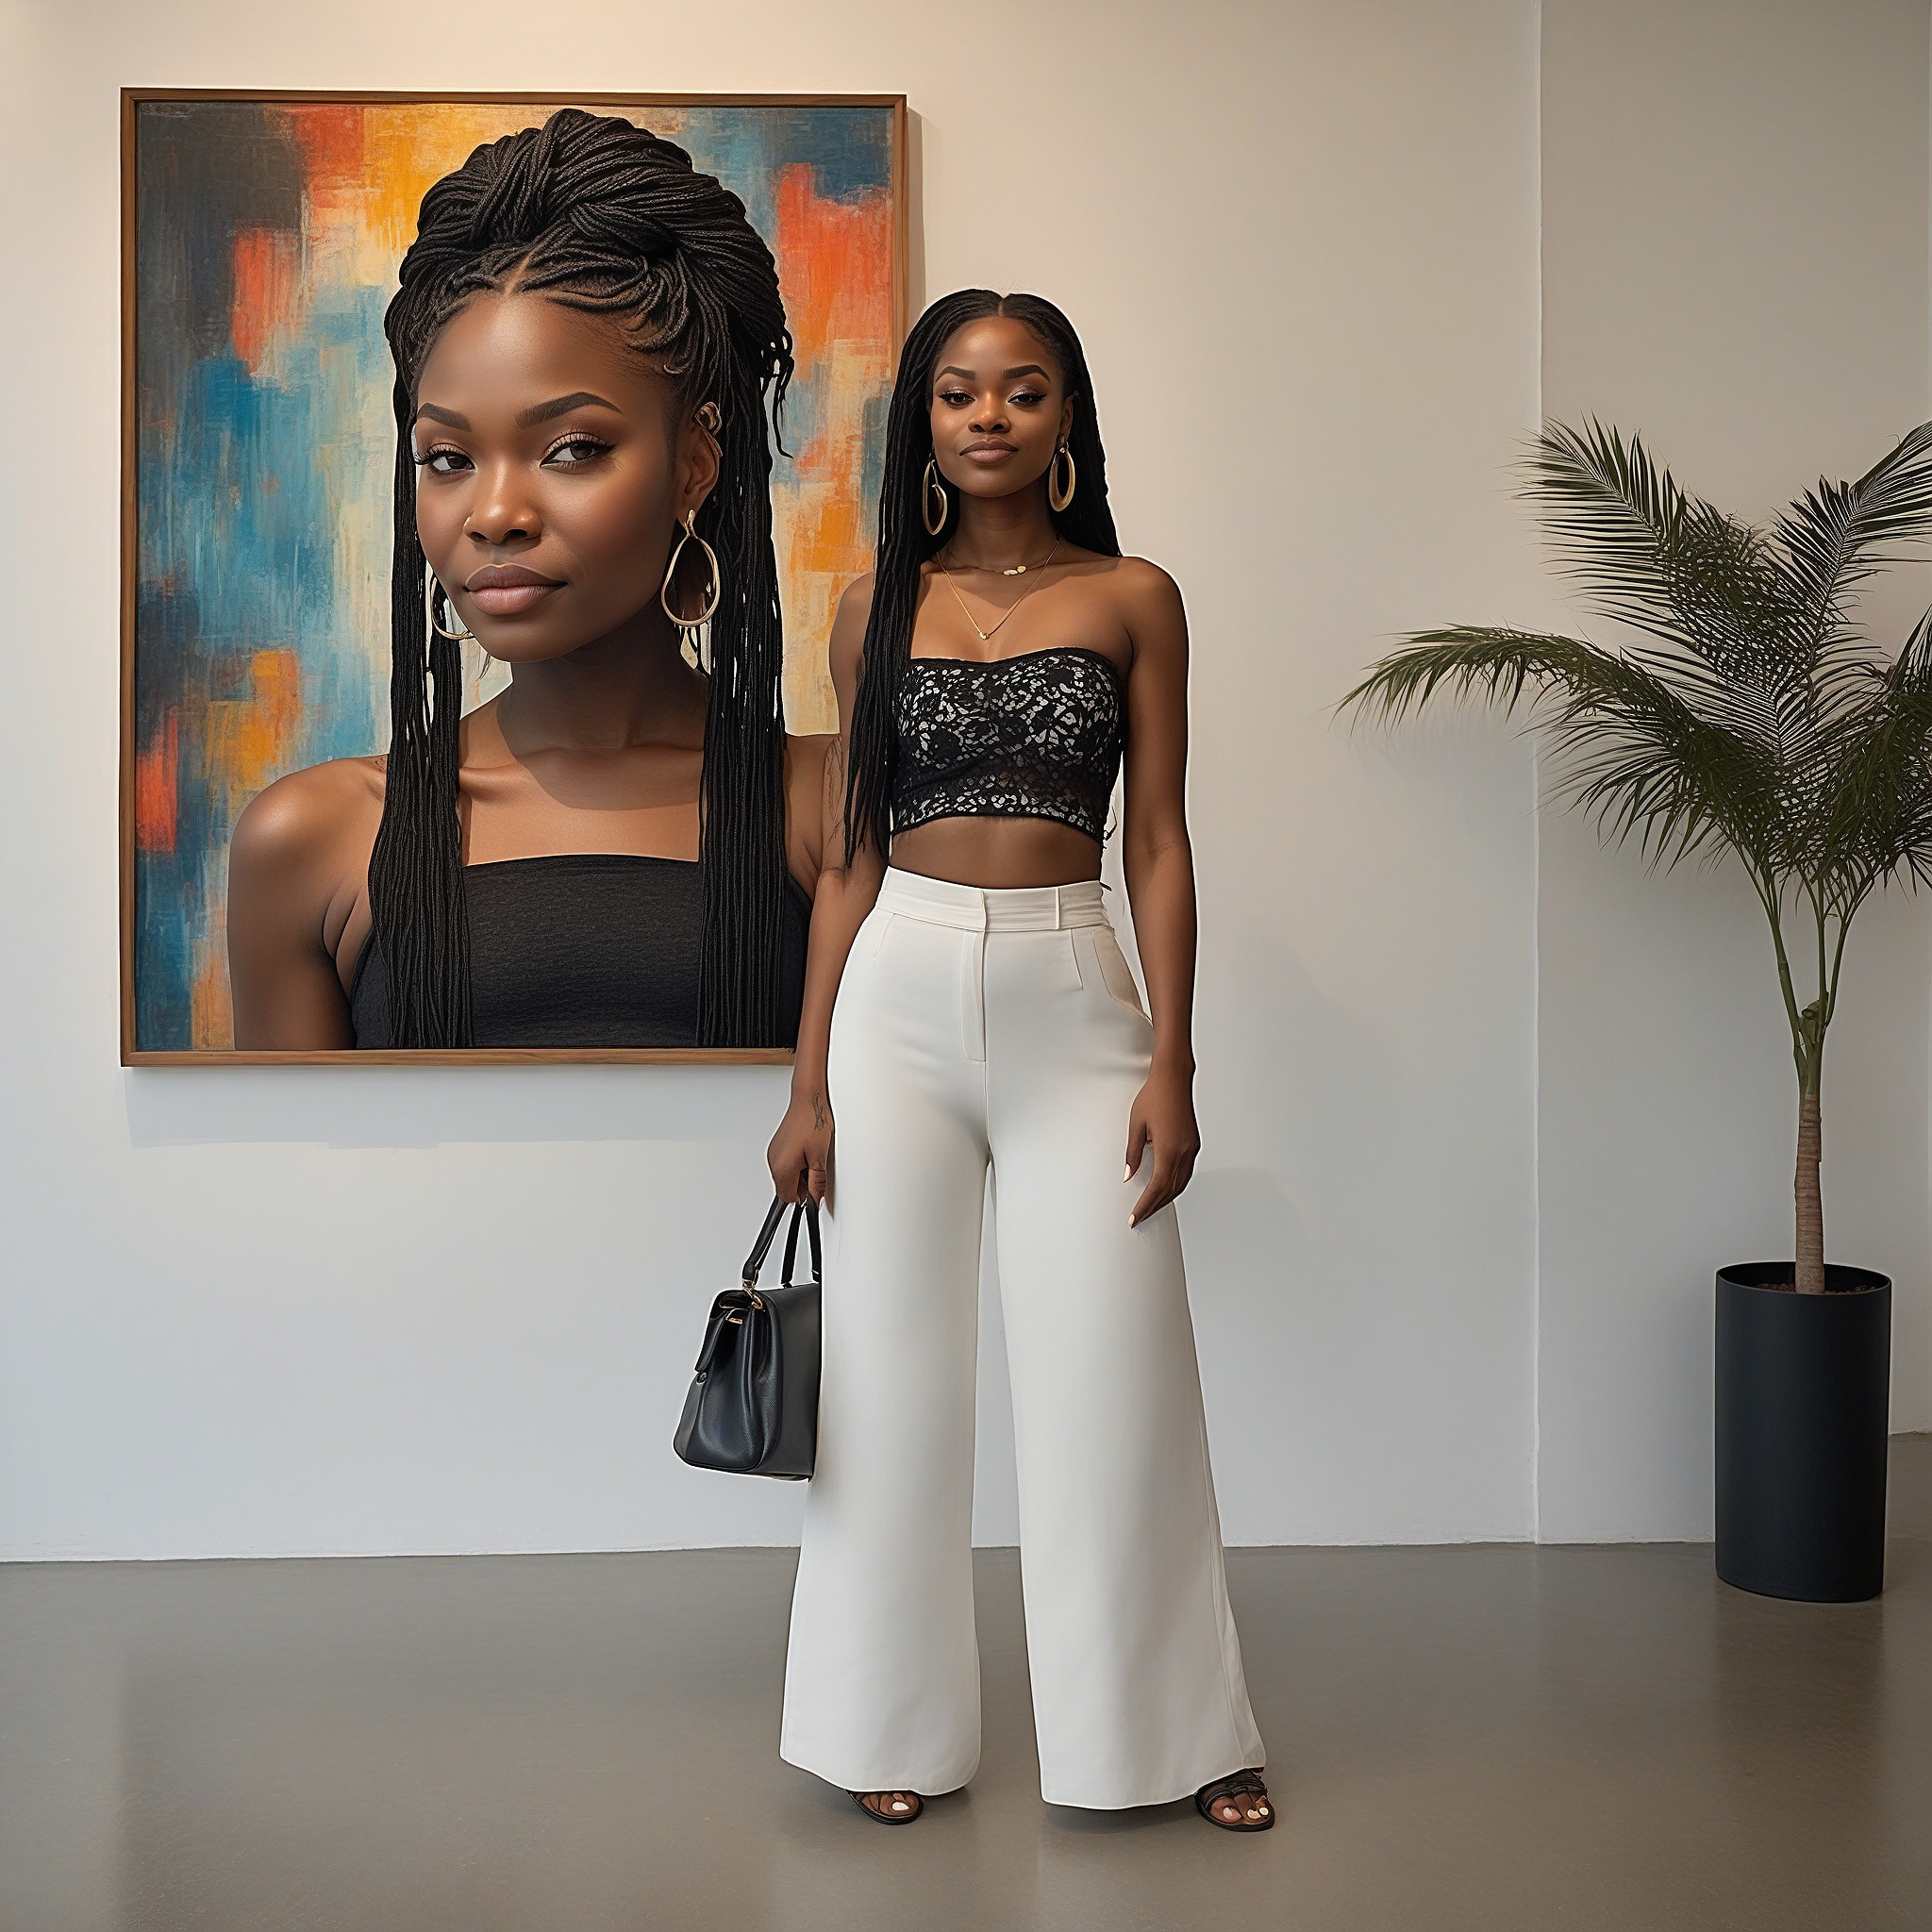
left=226, top=108, right=826, bottom=1051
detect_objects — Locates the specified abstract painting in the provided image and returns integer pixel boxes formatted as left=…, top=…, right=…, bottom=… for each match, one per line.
left=124, top=92, right=904, bottom=1055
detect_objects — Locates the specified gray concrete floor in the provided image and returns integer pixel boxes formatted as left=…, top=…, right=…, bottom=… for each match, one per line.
left=2, top=1441, right=1927, bottom=1932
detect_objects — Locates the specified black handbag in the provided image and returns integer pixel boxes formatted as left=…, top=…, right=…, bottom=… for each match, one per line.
left=673, top=1196, right=822, bottom=1480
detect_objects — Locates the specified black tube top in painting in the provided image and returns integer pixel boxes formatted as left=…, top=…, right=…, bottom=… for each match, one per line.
left=349, top=855, right=811, bottom=1049
left=891, top=645, right=1125, bottom=842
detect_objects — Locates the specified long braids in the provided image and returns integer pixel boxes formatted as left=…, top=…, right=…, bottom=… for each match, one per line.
left=843, top=291, right=1119, bottom=863
left=372, top=108, right=795, bottom=1046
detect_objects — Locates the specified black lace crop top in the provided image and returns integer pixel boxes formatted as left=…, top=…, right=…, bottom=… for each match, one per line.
left=891, top=646, right=1125, bottom=842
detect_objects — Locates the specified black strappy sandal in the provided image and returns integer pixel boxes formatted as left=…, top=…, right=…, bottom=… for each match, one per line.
left=851, top=1789, right=924, bottom=1824
left=1195, top=1769, right=1274, bottom=1832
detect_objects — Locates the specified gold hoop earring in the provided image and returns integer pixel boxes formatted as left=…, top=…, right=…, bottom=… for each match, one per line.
left=922, top=458, right=949, bottom=537
left=660, top=510, right=722, bottom=629
left=1048, top=441, right=1076, bottom=515
left=425, top=562, right=475, bottom=642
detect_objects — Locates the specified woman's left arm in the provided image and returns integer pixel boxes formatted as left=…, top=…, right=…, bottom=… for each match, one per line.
left=1117, top=561, right=1201, bottom=1228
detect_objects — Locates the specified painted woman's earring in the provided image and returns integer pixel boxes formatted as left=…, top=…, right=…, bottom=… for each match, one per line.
left=661, top=509, right=723, bottom=632
left=1048, top=440, right=1076, bottom=514
left=671, top=408, right=724, bottom=669
left=922, top=458, right=949, bottom=536
left=425, top=561, right=475, bottom=642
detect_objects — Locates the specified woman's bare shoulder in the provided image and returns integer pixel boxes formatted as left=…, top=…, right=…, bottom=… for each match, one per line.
left=1057, top=547, right=1178, bottom=604
left=835, top=570, right=876, bottom=621
left=230, top=756, right=386, bottom=870
left=829, top=573, right=875, bottom=685
left=1104, top=553, right=1182, bottom=605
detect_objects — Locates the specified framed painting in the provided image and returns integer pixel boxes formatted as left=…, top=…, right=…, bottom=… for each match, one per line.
left=121, top=89, right=908, bottom=1065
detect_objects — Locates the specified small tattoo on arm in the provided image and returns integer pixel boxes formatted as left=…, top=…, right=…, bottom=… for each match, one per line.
left=812, top=1094, right=829, bottom=1130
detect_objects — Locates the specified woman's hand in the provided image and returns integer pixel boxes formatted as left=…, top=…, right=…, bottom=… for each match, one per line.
left=1124, top=1064, right=1200, bottom=1227
left=769, top=1085, right=834, bottom=1207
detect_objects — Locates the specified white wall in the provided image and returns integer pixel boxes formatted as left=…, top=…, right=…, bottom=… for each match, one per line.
left=0, top=0, right=1923, bottom=1561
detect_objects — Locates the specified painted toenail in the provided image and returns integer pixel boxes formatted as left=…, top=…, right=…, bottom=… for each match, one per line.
left=891, top=1800, right=909, bottom=1811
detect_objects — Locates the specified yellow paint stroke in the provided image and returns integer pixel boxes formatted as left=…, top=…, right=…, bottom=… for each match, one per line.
left=192, top=650, right=303, bottom=1045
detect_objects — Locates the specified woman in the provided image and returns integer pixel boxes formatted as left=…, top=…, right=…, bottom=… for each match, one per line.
left=768, top=291, right=1270, bottom=1830
left=229, top=110, right=824, bottom=1050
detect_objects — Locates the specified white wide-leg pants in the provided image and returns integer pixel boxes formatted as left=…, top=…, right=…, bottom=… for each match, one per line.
left=780, top=868, right=1264, bottom=1809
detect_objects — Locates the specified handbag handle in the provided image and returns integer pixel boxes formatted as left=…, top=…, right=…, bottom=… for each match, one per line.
left=740, top=1195, right=821, bottom=1294
left=740, top=1195, right=789, bottom=1286
left=780, top=1196, right=822, bottom=1288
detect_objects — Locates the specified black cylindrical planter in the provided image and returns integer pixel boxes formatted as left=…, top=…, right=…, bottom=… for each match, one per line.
left=1715, top=1262, right=1890, bottom=1603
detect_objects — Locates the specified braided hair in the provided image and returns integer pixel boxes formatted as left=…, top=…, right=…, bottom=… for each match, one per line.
left=843, top=291, right=1119, bottom=864
left=372, top=108, right=795, bottom=1046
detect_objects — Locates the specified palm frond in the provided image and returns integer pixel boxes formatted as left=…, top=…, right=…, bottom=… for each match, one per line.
left=1527, top=423, right=1810, bottom=698
left=1344, top=625, right=1785, bottom=875
left=1813, top=606, right=1932, bottom=892
left=1544, top=691, right=1783, bottom=873
left=1775, top=423, right=1932, bottom=648
left=1524, top=422, right=1694, bottom=643
left=1352, top=423, right=1932, bottom=914
left=1342, top=625, right=1615, bottom=722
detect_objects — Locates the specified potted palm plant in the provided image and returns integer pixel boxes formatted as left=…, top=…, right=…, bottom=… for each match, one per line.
left=1346, top=421, right=1932, bottom=1602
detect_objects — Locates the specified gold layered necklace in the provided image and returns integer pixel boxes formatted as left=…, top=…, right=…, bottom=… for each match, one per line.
left=937, top=538, right=1063, bottom=644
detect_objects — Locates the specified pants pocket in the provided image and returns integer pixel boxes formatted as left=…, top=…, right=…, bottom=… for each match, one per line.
left=1082, top=927, right=1148, bottom=1016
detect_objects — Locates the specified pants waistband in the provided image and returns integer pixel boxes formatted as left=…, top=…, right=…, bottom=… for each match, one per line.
left=875, top=867, right=1108, bottom=932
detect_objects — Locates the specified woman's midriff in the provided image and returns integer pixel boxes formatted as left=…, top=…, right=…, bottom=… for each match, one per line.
left=888, top=814, right=1104, bottom=890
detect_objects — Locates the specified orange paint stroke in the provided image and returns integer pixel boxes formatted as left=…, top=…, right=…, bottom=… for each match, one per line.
left=773, top=164, right=893, bottom=730
left=281, top=102, right=365, bottom=193
left=191, top=918, right=234, bottom=1050
left=205, top=650, right=303, bottom=824
left=135, top=712, right=180, bottom=853
left=230, top=227, right=298, bottom=373
left=191, top=649, right=302, bottom=1043
left=774, top=164, right=892, bottom=389
left=352, top=104, right=601, bottom=261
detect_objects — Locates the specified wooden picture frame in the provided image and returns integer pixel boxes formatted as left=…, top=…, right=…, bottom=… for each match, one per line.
left=121, top=89, right=908, bottom=1067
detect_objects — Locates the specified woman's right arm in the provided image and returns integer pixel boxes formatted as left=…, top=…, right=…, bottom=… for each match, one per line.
left=767, top=577, right=887, bottom=1205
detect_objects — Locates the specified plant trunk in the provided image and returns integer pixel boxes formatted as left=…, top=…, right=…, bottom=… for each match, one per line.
left=1794, top=1087, right=1825, bottom=1294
